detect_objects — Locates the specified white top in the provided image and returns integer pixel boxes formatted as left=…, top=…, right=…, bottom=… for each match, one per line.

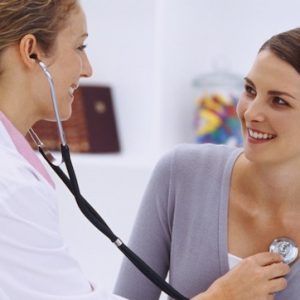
left=0, top=117, right=125, bottom=299
left=228, top=253, right=242, bottom=269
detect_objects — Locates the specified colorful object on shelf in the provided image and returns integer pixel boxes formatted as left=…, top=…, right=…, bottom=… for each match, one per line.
left=195, top=92, right=243, bottom=146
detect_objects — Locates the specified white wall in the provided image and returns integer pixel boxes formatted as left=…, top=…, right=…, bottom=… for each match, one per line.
left=56, top=0, right=300, bottom=297
left=81, top=0, right=300, bottom=159
left=154, top=0, right=300, bottom=152
left=80, top=0, right=158, bottom=158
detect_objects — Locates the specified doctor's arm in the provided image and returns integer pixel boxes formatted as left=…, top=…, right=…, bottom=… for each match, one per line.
left=191, top=252, right=289, bottom=300
left=0, top=174, right=125, bottom=300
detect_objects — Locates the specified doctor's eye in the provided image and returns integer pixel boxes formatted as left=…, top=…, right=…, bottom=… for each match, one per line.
left=244, top=84, right=256, bottom=97
left=77, top=44, right=87, bottom=51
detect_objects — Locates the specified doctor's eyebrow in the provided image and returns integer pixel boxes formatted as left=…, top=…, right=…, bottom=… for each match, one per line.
left=244, top=77, right=296, bottom=99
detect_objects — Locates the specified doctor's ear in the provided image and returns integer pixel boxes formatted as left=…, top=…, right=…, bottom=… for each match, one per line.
left=18, top=34, right=42, bottom=67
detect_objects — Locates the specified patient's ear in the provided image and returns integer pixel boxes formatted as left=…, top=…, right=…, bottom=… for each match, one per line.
left=18, top=34, right=41, bottom=68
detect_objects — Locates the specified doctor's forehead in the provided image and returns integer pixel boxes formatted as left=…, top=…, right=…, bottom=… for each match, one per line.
left=57, top=5, right=88, bottom=42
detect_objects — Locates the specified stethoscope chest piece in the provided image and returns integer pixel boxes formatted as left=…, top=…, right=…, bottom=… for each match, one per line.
left=269, top=237, right=298, bottom=264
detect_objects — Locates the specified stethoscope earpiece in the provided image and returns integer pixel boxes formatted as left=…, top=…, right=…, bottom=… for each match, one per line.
left=30, top=53, right=38, bottom=60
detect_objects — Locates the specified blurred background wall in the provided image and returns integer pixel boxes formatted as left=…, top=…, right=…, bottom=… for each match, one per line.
left=54, top=1, right=300, bottom=298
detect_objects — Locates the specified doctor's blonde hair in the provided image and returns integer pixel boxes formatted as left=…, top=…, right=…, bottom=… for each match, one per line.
left=0, top=0, right=78, bottom=55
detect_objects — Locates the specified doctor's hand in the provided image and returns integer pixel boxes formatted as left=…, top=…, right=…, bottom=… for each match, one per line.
left=191, top=252, right=289, bottom=300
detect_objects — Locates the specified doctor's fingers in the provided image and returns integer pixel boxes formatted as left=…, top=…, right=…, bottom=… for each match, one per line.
left=267, top=276, right=288, bottom=295
left=264, top=261, right=290, bottom=279
left=247, top=252, right=283, bottom=266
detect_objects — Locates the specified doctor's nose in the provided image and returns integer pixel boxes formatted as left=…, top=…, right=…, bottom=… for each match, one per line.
left=81, top=54, right=93, bottom=78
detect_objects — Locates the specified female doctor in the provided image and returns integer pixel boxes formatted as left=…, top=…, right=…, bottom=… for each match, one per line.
left=0, top=1, right=288, bottom=300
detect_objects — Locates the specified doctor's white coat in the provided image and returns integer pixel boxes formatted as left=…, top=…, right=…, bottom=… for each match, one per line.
left=0, top=116, right=125, bottom=300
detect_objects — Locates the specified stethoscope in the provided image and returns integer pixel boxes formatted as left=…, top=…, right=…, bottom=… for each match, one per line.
left=28, top=55, right=299, bottom=300
left=28, top=54, right=189, bottom=300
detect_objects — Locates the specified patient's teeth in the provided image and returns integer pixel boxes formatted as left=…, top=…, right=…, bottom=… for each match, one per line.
left=248, top=129, right=274, bottom=140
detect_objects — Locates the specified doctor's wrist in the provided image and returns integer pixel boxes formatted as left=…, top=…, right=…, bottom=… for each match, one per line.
left=190, top=288, right=223, bottom=300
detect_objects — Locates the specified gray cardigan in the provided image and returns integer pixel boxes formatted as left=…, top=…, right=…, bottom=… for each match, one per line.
left=114, top=144, right=300, bottom=300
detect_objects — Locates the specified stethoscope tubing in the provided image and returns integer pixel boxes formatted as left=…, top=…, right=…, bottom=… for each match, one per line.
left=40, top=144, right=189, bottom=300
left=33, top=58, right=189, bottom=300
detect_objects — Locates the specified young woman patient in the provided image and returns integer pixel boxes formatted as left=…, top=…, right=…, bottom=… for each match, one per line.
left=114, top=28, right=300, bottom=300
